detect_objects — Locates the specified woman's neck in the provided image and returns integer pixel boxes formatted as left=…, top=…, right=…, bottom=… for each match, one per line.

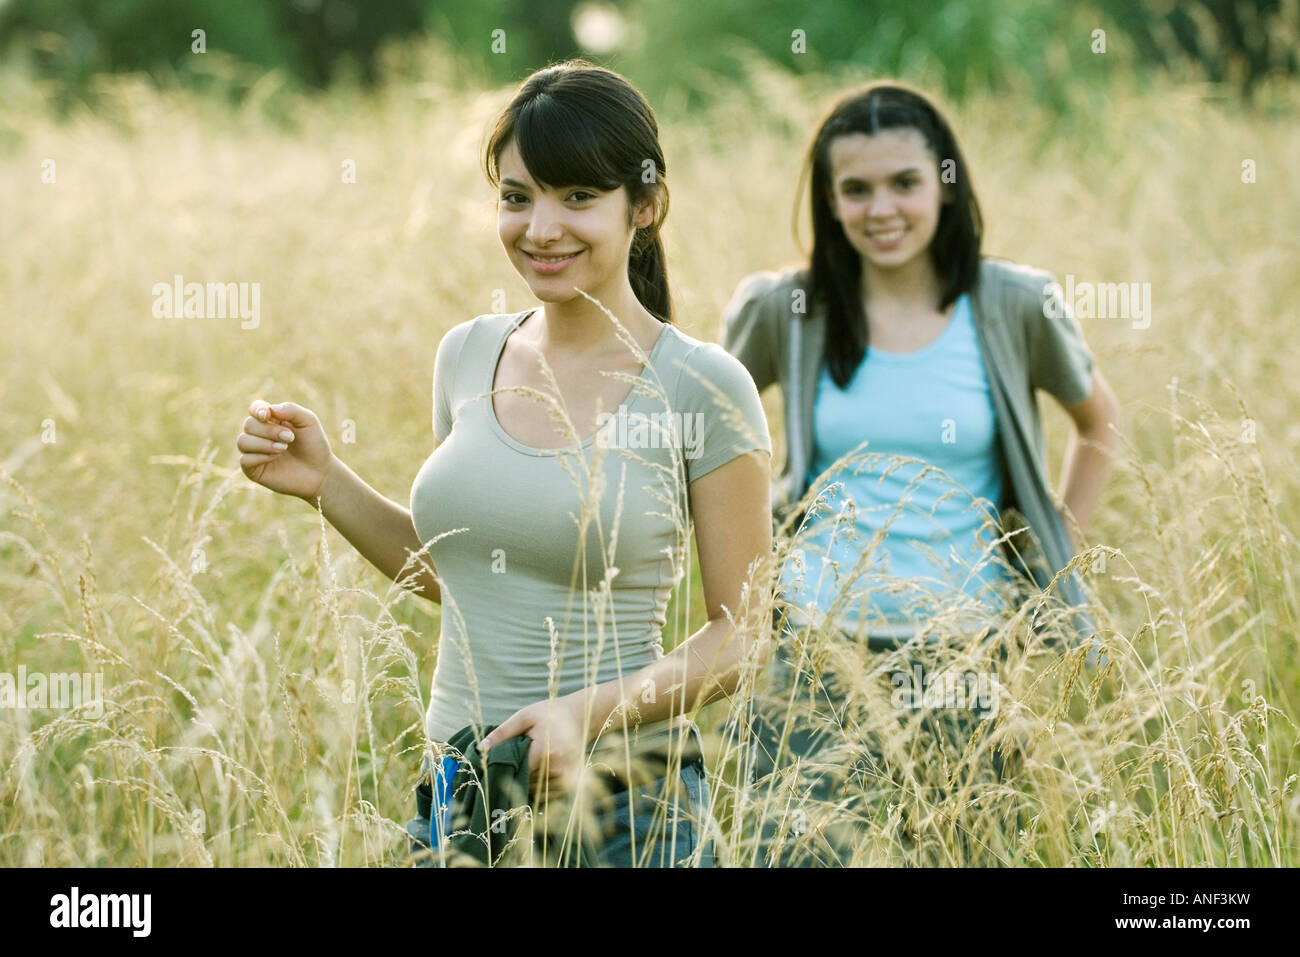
left=537, top=280, right=660, bottom=356
left=861, top=254, right=945, bottom=312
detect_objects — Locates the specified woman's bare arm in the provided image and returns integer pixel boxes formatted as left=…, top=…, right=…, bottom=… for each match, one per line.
left=314, top=451, right=442, bottom=604
left=1058, top=368, right=1123, bottom=548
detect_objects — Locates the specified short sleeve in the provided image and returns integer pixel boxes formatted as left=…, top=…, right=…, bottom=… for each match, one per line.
left=678, top=342, right=773, bottom=483
left=720, top=272, right=779, bottom=393
left=1028, top=275, right=1096, bottom=407
left=432, top=319, right=474, bottom=442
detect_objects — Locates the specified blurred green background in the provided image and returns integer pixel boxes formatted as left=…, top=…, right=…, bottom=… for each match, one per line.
left=3, top=0, right=1297, bottom=121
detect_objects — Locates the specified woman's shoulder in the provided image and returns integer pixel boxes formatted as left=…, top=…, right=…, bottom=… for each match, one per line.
left=975, top=256, right=1096, bottom=391
left=437, top=310, right=528, bottom=355
left=467, top=309, right=532, bottom=336
left=653, top=323, right=772, bottom=461
left=655, top=322, right=764, bottom=397
left=977, top=256, right=1055, bottom=303
left=729, top=263, right=811, bottom=306
left=721, top=263, right=815, bottom=347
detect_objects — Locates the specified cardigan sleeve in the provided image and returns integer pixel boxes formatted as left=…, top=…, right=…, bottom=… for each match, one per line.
left=720, top=272, right=781, bottom=394
left=1026, top=273, right=1097, bottom=408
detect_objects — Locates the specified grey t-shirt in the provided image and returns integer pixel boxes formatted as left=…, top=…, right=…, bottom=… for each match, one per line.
left=410, top=309, right=772, bottom=745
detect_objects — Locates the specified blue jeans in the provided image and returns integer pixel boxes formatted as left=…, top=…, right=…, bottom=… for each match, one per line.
left=406, top=734, right=718, bottom=868
left=746, top=610, right=1018, bottom=866
left=589, top=759, right=716, bottom=867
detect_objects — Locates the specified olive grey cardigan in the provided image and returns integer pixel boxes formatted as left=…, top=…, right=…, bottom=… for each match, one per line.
left=721, top=256, right=1100, bottom=649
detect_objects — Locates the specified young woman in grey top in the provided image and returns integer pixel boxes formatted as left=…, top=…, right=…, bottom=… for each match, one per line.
left=723, top=81, right=1123, bottom=864
left=237, top=61, right=773, bottom=866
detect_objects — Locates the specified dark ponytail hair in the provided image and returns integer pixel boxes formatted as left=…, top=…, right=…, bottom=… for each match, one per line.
left=801, top=81, right=982, bottom=388
left=484, top=59, right=673, bottom=323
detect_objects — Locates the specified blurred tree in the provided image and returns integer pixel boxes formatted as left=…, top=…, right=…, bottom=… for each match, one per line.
left=0, top=0, right=286, bottom=96
left=1094, top=0, right=1299, bottom=98
left=600, top=0, right=1106, bottom=115
left=0, top=0, right=1293, bottom=113
left=281, top=0, right=427, bottom=86
left=422, top=0, right=582, bottom=83
left=0, top=0, right=426, bottom=102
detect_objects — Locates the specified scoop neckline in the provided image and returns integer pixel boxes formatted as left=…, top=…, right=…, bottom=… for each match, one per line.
left=863, top=293, right=970, bottom=363
left=485, top=308, right=673, bottom=457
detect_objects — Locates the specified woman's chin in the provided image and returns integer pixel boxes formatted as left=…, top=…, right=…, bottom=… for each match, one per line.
left=524, top=280, right=616, bottom=307
left=857, top=245, right=924, bottom=272
left=525, top=284, right=578, bottom=303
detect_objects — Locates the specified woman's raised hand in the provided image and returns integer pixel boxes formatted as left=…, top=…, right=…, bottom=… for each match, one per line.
left=237, top=400, right=336, bottom=504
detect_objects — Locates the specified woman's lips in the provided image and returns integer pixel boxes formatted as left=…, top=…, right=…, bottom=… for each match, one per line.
left=523, top=250, right=582, bottom=274
left=866, top=227, right=908, bottom=249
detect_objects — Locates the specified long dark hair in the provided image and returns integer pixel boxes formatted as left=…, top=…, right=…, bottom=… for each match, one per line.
left=484, top=59, right=673, bottom=323
left=801, top=81, right=982, bottom=388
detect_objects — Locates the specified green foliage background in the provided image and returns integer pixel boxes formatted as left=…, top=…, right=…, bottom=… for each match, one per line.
left=3, top=0, right=1296, bottom=121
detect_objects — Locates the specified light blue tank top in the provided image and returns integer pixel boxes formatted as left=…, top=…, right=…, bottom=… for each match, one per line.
left=779, top=293, right=1015, bottom=639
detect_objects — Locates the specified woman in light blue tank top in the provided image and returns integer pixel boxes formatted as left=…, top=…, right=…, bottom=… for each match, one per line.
left=723, top=82, right=1122, bottom=865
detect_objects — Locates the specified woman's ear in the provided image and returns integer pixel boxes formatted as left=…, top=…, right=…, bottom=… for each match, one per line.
left=632, top=195, right=656, bottom=230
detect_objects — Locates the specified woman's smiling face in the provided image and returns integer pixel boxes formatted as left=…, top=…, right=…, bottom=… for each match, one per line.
left=496, top=138, right=652, bottom=306
left=826, top=127, right=949, bottom=274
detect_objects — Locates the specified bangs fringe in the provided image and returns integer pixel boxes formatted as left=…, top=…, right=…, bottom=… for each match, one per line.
left=510, top=94, right=626, bottom=191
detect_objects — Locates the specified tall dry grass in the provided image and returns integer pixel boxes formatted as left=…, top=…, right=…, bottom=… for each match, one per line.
left=1, top=39, right=1297, bottom=865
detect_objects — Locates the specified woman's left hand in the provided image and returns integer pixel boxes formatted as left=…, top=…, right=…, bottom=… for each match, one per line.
left=479, top=693, right=591, bottom=802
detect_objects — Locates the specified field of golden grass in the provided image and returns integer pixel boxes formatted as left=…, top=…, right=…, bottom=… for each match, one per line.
left=2, top=42, right=1297, bottom=865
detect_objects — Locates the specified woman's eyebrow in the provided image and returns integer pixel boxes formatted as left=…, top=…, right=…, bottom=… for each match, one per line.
left=841, top=167, right=922, bottom=183
left=500, top=177, right=531, bottom=190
